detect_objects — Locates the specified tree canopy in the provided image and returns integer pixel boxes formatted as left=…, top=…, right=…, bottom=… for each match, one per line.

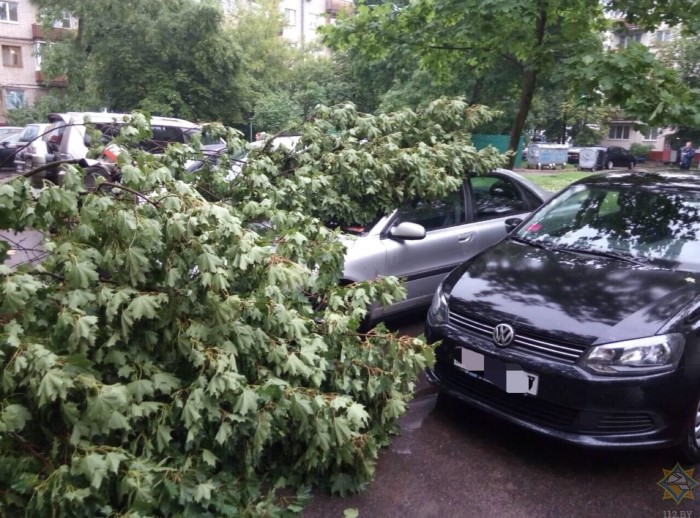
left=31, top=0, right=242, bottom=123
left=326, top=0, right=700, bottom=158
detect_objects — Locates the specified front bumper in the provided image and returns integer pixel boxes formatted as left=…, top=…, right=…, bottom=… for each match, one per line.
left=426, top=322, right=699, bottom=450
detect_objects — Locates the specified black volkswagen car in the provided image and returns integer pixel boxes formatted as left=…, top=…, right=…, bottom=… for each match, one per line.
left=426, top=171, right=700, bottom=462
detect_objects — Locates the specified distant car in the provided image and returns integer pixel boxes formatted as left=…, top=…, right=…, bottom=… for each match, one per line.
left=603, top=146, right=636, bottom=169
left=426, top=171, right=700, bottom=462
left=13, top=123, right=50, bottom=174
left=342, top=169, right=548, bottom=324
left=31, top=112, right=209, bottom=185
left=186, top=135, right=300, bottom=181
left=0, top=132, right=21, bottom=170
left=0, top=126, right=21, bottom=139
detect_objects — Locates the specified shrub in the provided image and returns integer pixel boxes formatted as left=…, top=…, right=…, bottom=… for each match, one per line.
left=629, top=143, right=653, bottom=157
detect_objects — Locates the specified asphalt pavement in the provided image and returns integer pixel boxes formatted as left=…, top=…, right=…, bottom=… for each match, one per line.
left=302, top=313, right=700, bottom=518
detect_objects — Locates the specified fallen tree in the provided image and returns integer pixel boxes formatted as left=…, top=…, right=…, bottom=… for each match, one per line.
left=0, top=100, right=505, bottom=516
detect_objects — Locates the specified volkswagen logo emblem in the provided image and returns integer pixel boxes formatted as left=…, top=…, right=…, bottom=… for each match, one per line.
left=493, top=323, right=515, bottom=347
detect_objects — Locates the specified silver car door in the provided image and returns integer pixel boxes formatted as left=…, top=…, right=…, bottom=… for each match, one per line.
left=467, top=174, right=534, bottom=251
left=382, top=184, right=473, bottom=315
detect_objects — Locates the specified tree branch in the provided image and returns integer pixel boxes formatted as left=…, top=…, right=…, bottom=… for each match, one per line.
left=94, top=182, right=160, bottom=208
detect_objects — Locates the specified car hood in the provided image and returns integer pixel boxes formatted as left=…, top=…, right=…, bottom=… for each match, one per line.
left=446, top=239, right=700, bottom=346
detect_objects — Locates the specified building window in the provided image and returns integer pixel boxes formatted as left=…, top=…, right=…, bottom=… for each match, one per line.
left=285, top=8, right=296, bottom=26
left=53, top=12, right=72, bottom=29
left=656, top=30, right=673, bottom=42
left=34, top=41, right=46, bottom=71
left=2, top=45, right=22, bottom=67
left=5, top=89, right=26, bottom=110
left=619, top=33, right=642, bottom=48
left=0, top=1, right=18, bottom=22
left=608, top=125, right=631, bottom=140
left=309, top=13, right=323, bottom=29
left=644, top=127, right=661, bottom=140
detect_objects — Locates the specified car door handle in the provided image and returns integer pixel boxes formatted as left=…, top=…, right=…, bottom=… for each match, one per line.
left=458, top=232, right=475, bottom=243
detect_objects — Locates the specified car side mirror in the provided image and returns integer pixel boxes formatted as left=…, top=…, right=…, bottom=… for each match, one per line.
left=389, top=222, right=426, bottom=240
left=505, top=217, right=523, bottom=233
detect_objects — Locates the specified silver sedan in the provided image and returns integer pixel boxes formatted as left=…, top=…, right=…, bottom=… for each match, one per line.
left=341, top=168, right=548, bottom=323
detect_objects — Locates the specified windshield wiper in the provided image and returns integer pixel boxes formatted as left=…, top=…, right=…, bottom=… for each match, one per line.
left=510, top=235, right=555, bottom=251
left=557, top=246, right=648, bottom=266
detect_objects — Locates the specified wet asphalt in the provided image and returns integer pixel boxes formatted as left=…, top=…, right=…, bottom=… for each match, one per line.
left=302, top=313, right=700, bottom=518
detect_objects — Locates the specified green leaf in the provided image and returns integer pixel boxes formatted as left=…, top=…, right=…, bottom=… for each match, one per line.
left=0, top=404, right=31, bottom=432
left=65, top=260, right=99, bottom=289
left=202, top=449, right=219, bottom=467
left=127, top=379, right=155, bottom=402
left=124, top=294, right=167, bottom=322
left=233, top=388, right=259, bottom=416
left=346, top=403, right=369, bottom=428
left=37, top=369, right=74, bottom=406
left=193, top=482, right=216, bottom=503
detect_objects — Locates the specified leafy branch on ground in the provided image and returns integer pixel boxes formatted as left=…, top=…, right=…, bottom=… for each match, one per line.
left=0, top=99, right=504, bottom=516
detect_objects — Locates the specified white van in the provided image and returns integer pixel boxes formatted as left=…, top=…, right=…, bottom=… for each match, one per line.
left=34, top=112, right=205, bottom=185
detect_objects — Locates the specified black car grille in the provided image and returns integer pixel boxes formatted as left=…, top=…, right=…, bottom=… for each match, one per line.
left=433, top=362, right=578, bottom=430
left=585, top=412, right=656, bottom=435
left=434, top=363, right=659, bottom=436
left=448, top=310, right=587, bottom=364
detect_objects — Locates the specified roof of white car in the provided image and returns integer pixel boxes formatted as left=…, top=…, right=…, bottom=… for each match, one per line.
left=48, top=112, right=198, bottom=128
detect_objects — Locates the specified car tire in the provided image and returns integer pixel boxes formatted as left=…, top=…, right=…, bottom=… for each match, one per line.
left=679, top=394, right=700, bottom=463
left=628, top=161, right=636, bottom=170
left=606, top=160, right=614, bottom=170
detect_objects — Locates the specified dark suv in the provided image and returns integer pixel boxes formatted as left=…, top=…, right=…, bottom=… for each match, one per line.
left=426, top=171, right=700, bottom=462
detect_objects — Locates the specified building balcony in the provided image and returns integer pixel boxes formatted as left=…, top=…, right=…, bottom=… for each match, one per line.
left=326, top=0, right=353, bottom=15
left=32, top=24, right=74, bottom=41
left=35, top=71, right=67, bottom=87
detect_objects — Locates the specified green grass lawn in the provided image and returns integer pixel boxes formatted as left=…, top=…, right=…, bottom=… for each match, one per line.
left=521, top=170, right=594, bottom=193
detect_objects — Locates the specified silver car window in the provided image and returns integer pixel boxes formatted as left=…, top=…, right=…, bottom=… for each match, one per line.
left=470, top=175, right=525, bottom=221
left=395, top=188, right=465, bottom=231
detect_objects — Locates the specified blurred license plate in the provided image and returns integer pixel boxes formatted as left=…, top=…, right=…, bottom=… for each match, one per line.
left=454, top=348, right=539, bottom=396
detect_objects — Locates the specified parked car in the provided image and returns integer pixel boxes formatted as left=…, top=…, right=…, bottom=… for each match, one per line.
left=185, top=135, right=299, bottom=181
left=426, top=171, right=700, bottom=462
left=31, top=112, right=209, bottom=185
left=343, top=169, right=547, bottom=324
left=0, top=126, right=21, bottom=138
left=13, top=123, right=50, bottom=174
left=0, top=132, right=22, bottom=170
left=603, top=146, right=636, bottom=169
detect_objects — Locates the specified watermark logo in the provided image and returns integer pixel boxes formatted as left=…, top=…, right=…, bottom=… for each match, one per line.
left=657, top=463, right=699, bottom=505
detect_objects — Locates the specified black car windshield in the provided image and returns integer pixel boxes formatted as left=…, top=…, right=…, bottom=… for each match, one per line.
left=515, top=183, right=700, bottom=270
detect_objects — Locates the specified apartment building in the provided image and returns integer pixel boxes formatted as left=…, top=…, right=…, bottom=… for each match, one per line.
left=221, top=0, right=353, bottom=45
left=0, top=0, right=72, bottom=125
left=600, top=20, right=678, bottom=160
left=1, top=0, right=351, bottom=125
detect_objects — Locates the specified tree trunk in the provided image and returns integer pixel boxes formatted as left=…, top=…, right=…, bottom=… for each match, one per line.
left=507, top=68, right=537, bottom=168
left=507, top=5, right=548, bottom=168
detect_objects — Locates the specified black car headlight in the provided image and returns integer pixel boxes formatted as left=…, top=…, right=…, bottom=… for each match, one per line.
left=427, top=283, right=450, bottom=326
left=578, top=334, right=684, bottom=375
